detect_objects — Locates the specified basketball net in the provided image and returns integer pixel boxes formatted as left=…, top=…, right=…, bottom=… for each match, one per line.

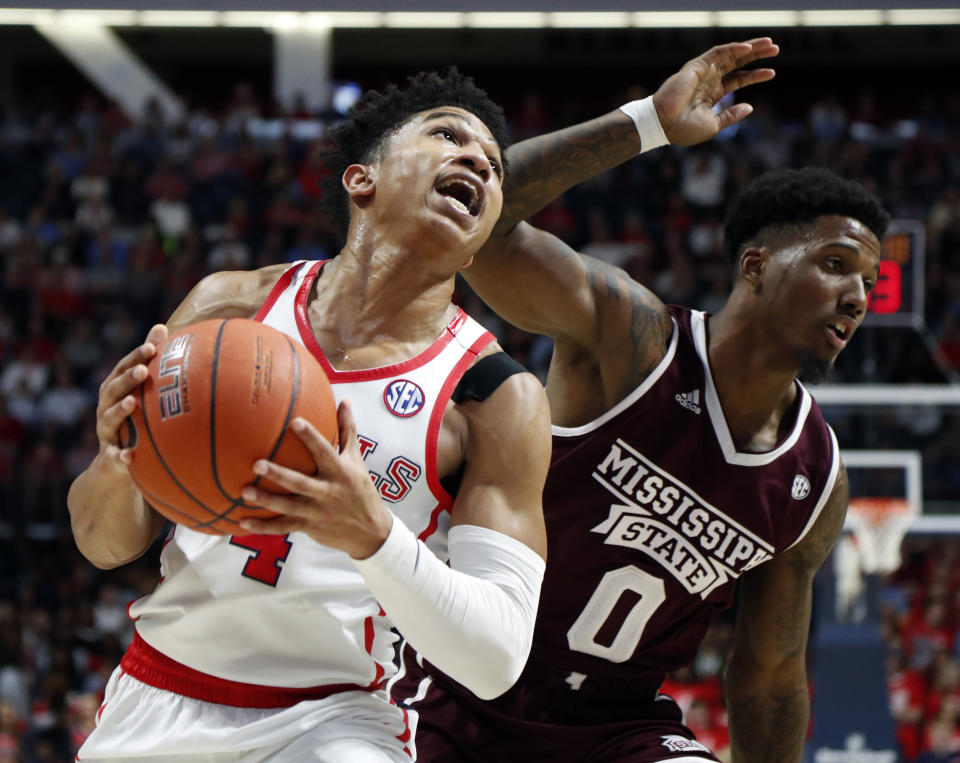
left=834, top=498, right=916, bottom=622
left=845, top=498, right=917, bottom=575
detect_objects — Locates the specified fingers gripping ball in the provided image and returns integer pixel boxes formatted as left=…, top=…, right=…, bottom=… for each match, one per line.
left=120, top=319, right=338, bottom=535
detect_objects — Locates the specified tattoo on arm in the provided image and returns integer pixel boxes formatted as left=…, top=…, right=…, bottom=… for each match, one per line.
left=497, top=115, right=640, bottom=235
left=627, top=281, right=668, bottom=378
left=583, top=258, right=668, bottom=388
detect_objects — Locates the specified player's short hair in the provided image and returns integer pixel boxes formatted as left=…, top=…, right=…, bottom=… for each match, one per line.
left=320, top=68, right=508, bottom=239
left=723, top=167, right=890, bottom=263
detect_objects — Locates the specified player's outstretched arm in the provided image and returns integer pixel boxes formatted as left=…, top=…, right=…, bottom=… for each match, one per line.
left=239, top=367, right=551, bottom=699
left=462, top=38, right=777, bottom=399
left=494, top=37, right=778, bottom=235
left=67, top=266, right=287, bottom=569
left=724, top=467, right=850, bottom=763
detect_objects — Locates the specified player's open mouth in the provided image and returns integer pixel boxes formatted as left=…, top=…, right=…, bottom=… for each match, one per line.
left=826, top=318, right=854, bottom=347
left=435, top=176, right=481, bottom=217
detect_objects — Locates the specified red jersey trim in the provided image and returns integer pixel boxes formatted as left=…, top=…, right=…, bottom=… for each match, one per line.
left=363, top=610, right=390, bottom=690
left=423, top=330, right=496, bottom=513
left=121, top=631, right=377, bottom=709
left=254, top=261, right=306, bottom=322
left=292, top=261, right=468, bottom=383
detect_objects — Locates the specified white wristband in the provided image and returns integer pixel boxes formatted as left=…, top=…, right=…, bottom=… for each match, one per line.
left=619, top=95, right=669, bottom=154
left=353, top=515, right=544, bottom=700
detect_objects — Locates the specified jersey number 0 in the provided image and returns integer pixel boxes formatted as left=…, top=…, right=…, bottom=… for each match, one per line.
left=566, top=565, right=666, bottom=663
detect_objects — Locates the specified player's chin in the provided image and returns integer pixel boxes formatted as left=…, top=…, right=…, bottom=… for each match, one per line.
left=796, top=349, right=836, bottom=384
left=422, top=214, right=489, bottom=259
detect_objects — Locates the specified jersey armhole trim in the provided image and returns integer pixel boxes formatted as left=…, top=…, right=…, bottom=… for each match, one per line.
left=424, top=330, right=497, bottom=512
left=784, top=425, right=841, bottom=551
left=552, top=317, right=678, bottom=438
left=253, top=261, right=306, bottom=322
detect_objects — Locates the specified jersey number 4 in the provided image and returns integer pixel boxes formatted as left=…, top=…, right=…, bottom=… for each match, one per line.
left=567, top=565, right=665, bottom=663
left=230, top=534, right=293, bottom=586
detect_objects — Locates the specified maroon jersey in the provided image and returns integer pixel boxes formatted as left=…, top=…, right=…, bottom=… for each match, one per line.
left=395, top=306, right=839, bottom=760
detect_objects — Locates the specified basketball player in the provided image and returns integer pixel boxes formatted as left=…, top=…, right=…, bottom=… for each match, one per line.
left=396, top=41, right=891, bottom=762
left=67, top=71, right=552, bottom=761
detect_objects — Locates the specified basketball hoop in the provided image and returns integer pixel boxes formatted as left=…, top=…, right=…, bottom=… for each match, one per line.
left=845, top=498, right=918, bottom=576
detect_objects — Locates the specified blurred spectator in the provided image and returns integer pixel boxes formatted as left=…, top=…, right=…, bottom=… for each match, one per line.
left=36, top=361, right=90, bottom=432
left=581, top=207, right=641, bottom=268
left=206, top=224, right=251, bottom=271
left=0, top=210, right=22, bottom=253
left=143, top=157, right=187, bottom=203
left=511, top=92, right=550, bottom=141
left=809, top=95, right=848, bottom=142
left=19, top=434, right=66, bottom=527
left=149, top=191, right=191, bottom=246
left=903, top=598, right=954, bottom=671
left=223, top=82, right=261, bottom=136
left=60, top=318, right=103, bottom=379
left=925, top=657, right=960, bottom=724
left=680, top=148, right=728, bottom=212
left=917, top=718, right=960, bottom=762
left=0, top=345, right=48, bottom=400
left=888, top=649, right=926, bottom=761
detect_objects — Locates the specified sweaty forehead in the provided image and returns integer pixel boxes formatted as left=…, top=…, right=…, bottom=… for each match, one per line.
left=814, top=215, right=882, bottom=261
left=775, top=215, right=880, bottom=262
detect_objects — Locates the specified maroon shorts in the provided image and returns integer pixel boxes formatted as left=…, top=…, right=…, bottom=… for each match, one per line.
left=397, top=661, right=719, bottom=763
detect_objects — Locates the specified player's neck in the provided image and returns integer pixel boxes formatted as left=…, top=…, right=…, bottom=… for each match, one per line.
left=706, top=309, right=801, bottom=450
left=306, top=249, right=458, bottom=370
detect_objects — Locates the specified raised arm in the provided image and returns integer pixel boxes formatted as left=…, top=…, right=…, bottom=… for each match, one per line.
left=724, top=467, right=850, bottom=763
left=495, top=37, right=779, bottom=234
left=67, top=266, right=287, bottom=569
left=463, top=40, right=778, bottom=412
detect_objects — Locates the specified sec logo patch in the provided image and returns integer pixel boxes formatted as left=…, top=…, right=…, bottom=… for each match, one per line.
left=383, top=379, right=425, bottom=417
left=791, top=474, right=811, bottom=500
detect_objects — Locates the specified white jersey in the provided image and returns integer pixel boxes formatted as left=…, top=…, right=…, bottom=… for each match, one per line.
left=126, top=260, right=495, bottom=705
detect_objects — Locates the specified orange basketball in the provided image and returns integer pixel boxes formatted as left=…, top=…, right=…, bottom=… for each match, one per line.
left=120, top=318, right=338, bottom=535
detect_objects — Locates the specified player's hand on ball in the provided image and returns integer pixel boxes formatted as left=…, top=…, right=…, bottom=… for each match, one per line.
left=239, top=400, right=394, bottom=559
left=653, top=37, right=779, bottom=146
left=96, top=324, right=168, bottom=470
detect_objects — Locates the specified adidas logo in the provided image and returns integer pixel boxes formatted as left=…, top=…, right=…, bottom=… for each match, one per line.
left=675, top=389, right=702, bottom=414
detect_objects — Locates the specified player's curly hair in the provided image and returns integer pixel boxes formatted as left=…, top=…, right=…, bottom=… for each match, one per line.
left=320, top=68, right=508, bottom=239
left=723, top=167, right=890, bottom=263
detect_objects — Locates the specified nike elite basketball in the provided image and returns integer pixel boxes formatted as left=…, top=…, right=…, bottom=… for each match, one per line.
left=121, top=318, right=338, bottom=535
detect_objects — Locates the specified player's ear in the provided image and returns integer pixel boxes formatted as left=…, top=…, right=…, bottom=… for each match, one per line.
left=461, top=254, right=474, bottom=269
left=739, top=246, right=768, bottom=293
left=343, top=164, right=376, bottom=200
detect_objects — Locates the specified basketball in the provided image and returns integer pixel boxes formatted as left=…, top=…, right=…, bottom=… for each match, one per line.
left=120, top=318, right=338, bottom=535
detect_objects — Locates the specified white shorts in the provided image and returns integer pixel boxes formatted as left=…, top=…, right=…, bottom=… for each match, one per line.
left=78, top=667, right=412, bottom=762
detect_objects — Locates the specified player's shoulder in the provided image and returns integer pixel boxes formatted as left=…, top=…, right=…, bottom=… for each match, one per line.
left=172, top=264, right=294, bottom=328
left=469, top=344, right=546, bottom=405
left=203, top=263, right=293, bottom=300
left=456, top=345, right=548, bottom=432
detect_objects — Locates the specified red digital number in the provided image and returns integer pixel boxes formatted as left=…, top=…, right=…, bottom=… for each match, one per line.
left=867, top=260, right=902, bottom=314
left=230, top=534, right=293, bottom=586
